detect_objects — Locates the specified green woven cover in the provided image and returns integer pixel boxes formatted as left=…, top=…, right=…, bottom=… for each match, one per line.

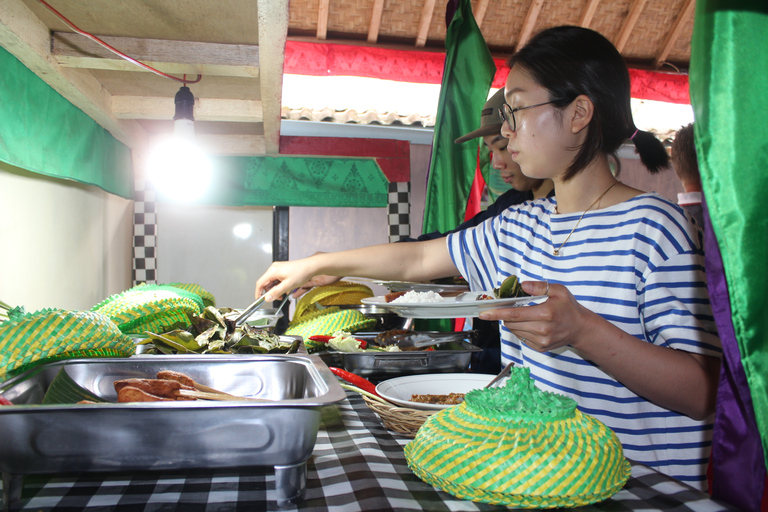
left=91, top=284, right=204, bottom=334
left=285, top=306, right=376, bottom=339
left=0, top=309, right=134, bottom=381
left=404, top=367, right=630, bottom=508
left=166, top=282, right=216, bottom=307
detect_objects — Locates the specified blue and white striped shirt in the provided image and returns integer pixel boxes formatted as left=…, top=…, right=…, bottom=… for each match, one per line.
left=447, top=193, right=720, bottom=490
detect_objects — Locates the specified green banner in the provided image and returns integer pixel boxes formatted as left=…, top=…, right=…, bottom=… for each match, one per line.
left=422, top=0, right=496, bottom=234
left=201, top=155, right=389, bottom=207
left=0, top=47, right=133, bottom=199
left=690, top=1, right=768, bottom=467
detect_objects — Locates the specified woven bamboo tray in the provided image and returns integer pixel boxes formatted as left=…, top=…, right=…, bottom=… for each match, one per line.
left=363, top=395, right=436, bottom=437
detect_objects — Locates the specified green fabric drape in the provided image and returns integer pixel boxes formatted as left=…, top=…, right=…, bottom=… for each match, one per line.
left=689, top=2, right=768, bottom=467
left=422, top=0, right=496, bottom=234
left=0, top=48, right=133, bottom=199
left=200, top=155, right=389, bottom=207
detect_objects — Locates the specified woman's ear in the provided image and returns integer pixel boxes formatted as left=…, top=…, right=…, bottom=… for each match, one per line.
left=570, top=95, right=594, bottom=134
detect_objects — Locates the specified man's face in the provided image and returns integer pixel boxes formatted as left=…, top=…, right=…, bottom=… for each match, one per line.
left=483, top=133, right=543, bottom=192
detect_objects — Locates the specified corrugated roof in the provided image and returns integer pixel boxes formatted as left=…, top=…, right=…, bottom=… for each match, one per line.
left=281, top=106, right=435, bottom=127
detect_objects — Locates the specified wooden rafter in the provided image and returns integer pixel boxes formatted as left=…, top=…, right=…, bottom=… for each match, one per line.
left=316, top=0, right=330, bottom=40
left=52, top=32, right=260, bottom=78
left=654, top=0, right=695, bottom=68
left=474, top=0, right=490, bottom=29
left=514, top=0, right=545, bottom=51
left=415, top=0, right=437, bottom=47
left=615, top=0, right=648, bottom=52
left=368, top=0, right=385, bottom=43
left=578, top=0, right=601, bottom=28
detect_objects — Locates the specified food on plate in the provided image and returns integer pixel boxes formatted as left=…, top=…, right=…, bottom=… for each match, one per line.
left=307, top=331, right=403, bottom=353
left=390, top=291, right=446, bottom=304
left=404, top=367, right=630, bottom=507
left=117, top=386, right=177, bottom=403
left=385, top=291, right=408, bottom=302
left=329, top=367, right=381, bottom=397
left=411, top=393, right=465, bottom=405
left=493, top=275, right=529, bottom=299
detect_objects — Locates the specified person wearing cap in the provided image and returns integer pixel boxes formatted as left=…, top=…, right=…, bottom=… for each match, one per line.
left=413, top=88, right=553, bottom=242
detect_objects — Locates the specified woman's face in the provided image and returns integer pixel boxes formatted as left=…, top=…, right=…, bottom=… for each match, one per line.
left=482, top=133, right=543, bottom=192
left=501, top=66, right=578, bottom=181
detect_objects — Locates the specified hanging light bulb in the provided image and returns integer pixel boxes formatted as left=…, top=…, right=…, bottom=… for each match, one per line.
left=147, top=85, right=212, bottom=202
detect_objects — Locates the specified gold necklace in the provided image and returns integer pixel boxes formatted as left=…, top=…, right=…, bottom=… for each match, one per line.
left=553, top=181, right=619, bottom=256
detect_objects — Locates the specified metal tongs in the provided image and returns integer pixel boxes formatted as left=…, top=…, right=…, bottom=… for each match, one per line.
left=386, top=331, right=473, bottom=349
left=234, top=292, right=291, bottom=328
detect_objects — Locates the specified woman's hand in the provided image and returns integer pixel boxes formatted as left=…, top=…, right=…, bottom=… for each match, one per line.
left=255, top=257, right=322, bottom=302
left=478, top=280, right=592, bottom=352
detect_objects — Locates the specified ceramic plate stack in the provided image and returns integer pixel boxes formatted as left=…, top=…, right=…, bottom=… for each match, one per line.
left=404, top=367, right=630, bottom=508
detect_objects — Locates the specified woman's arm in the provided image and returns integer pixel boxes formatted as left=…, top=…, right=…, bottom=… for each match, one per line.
left=255, top=237, right=457, bottom=302
left=480, top=281, right=720, bottom=420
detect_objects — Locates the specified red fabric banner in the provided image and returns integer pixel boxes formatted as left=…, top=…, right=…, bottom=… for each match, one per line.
left=285, top=40, right=690, bottom=104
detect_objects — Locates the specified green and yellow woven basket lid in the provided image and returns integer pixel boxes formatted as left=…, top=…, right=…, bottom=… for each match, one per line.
left=404, top=367, right=630, bottom=508
left=0, top=308, right=134, bottom=381
left=91, top=283, right=205, bottom=335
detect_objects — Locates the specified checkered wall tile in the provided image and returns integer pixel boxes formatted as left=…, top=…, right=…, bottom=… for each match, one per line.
left=133, top=178, right=157, bottom=285
left=388, top=181, right=410, bottom=242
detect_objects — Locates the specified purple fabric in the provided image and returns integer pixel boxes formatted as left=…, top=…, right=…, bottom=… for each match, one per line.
left=704, top=198, right=766, bottom=511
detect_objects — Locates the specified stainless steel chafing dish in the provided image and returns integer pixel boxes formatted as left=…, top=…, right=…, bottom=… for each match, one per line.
left=0, top=354, right=345, bottom=509
left=319, top=332, right=481, bottom=379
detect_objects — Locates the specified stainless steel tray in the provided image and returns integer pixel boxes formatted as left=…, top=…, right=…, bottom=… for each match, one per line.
left=0, top=354, right=345, bottom=508
left=319, top=333, right=481, bottom=379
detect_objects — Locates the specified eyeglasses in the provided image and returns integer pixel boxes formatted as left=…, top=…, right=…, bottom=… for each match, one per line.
left=498, top=100, right=558, bottom=132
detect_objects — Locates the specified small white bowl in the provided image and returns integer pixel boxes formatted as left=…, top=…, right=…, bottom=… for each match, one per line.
left=375, top=373, right=493, bottom=410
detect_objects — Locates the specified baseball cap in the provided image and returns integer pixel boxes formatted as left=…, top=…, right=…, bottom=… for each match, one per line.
left=454, top=88, right=506, bottom=144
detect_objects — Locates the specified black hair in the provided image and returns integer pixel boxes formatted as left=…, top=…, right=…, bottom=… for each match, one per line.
left=671, top=122, right=700, bottom=186
left=507, top=26, right=670, bottom=181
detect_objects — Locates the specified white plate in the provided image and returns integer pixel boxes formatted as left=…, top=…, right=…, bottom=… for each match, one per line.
left=361, top=292, right=546, bottom=318
left=372, top=280, right=468, bottom=293
left=376, top=373, right=493, bottom=410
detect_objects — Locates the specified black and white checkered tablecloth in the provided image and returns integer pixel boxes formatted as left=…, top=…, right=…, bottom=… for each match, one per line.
left=2, top=392, right=739, bottom=512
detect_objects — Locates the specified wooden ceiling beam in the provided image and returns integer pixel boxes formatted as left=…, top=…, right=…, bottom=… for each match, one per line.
left=415, top=0, right=437, bottom=47
left=615, top=0, right=648, bottom=52
left=654, top=0, right=695, bottom=68
left=514, top=0, right=545, bottom=51
left=578, top=0, right=601, bottom=28
left=317, top=0, right=330, bottom=39
left=112, top=96, right=263, bottom=122
left=367, top=0, right=385, bottom=43
left=474, top=0, right=490, bottom=29
left=257, top=0, right=289, bottom=155
left=0, top=0, right=141, bottom=148
left=52, top=32, right=260, bottom=78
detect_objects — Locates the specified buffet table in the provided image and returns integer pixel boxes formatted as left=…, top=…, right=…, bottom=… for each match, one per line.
left=2, top=391, right=738, bottom=512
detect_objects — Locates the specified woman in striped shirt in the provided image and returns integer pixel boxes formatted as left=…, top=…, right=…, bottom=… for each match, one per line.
left=256, top=26, right=721, bottom=490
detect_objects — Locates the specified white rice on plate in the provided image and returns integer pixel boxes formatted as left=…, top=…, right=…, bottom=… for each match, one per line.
left=390, top=291, right=446, bottom=304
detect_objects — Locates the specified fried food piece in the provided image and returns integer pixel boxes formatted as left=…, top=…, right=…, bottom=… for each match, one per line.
left=156, top=370, right=195, bottom=387
left=411, top=393, right=465, bottom=405
left=117, top=386, right=174, bottom=402
left=384, top=291, right=407, bottom=303
left=113, top=378, right=191, bottom=399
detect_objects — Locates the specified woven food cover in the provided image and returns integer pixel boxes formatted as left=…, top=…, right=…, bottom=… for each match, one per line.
left=166, top=282, right=216, bottom=307
left=91, top=283, right=204, bottom=334
left=404, top=367, right=630, bottom=508
left=286, top=304, right=375, bottom=341
left=0, top=308, right=134, bottom=381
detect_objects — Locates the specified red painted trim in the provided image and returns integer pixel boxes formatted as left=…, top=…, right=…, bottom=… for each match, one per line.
left=285, top=40, right=690, bottom=104
left=279, top=136, right=410, bottom=182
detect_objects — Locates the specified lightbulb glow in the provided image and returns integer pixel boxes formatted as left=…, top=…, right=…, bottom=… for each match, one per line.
left=147, top=137, right=212, bottom=202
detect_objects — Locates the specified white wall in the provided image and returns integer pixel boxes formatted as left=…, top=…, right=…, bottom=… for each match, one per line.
left=155, top=203, right=274, bottom=308
left=0, top=162, right=133, bottom=312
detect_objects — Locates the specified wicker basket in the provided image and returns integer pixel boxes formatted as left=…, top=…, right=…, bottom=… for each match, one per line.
left=363, top=395, right=436, bottom=437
